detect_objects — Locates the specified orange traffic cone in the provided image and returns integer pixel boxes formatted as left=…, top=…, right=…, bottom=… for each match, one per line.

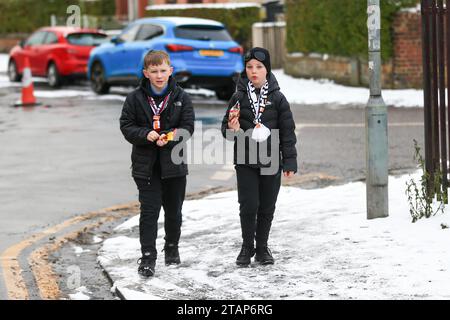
left=14, top=56, right=41, bottom=107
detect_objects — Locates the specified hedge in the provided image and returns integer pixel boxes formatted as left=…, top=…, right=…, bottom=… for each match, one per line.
left=285, top=0, right=418, bottom=61
left=145, top=6, right=261, bottom=50
left=0, top=0, right=116, bottom=35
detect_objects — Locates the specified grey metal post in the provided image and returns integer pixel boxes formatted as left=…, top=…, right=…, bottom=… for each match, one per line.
left=50, top=15, right=57, bottom=27
left=128, top=0, right=138, bottom=22
left=366, top=0, right=388, bottom=219
left=83, top=15, right=89, bottom=28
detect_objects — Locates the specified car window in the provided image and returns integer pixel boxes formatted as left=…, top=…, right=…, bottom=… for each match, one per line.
left=135, top=24, right=164, bottom=41
left=119, top=24, right=141, bottom=42
left=174, top=25, right=232, bottom=41
left=44, top=32, right=58, bottom=44
left=25, top=31, right=47, bottom=46
left=67, top=33, right=108, bottom=46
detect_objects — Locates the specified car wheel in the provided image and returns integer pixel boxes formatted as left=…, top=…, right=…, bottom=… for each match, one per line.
left=90, top=62, right=110, bottom=94
left=215, top=85, right=235, bottom=101
left=47, top=63, right=62, bottom=88
left=8, top=59, right=21, bottom=82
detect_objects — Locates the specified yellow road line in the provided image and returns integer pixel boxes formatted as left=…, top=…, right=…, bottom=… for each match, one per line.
left=1, top=202, right=138, bottom=300
left=29, top=216, right=115, bottom=300
left=1, top=216, right=86, bottom=299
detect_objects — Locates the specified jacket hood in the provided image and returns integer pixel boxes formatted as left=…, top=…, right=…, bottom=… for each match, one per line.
left=236, top=72, right=280, bottom=94
left=139, top=75, right=178, bottom=97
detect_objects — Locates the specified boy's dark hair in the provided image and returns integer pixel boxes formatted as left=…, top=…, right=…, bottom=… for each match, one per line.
left=143, top=50, right=171, bottom=69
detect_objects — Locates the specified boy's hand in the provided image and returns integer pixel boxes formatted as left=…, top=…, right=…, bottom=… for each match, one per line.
left=228, top=117, right=240, bottom=132
left=229, top=111, right=239, bottom=121
left=156, top=134, right=168, bottom=147
left=147, top=130, right=160, bottom=142
left=283, top=171, right=295, bottom=178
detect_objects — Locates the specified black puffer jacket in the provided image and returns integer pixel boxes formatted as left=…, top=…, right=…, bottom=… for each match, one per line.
left=120, top=76, right=195, bottom=180
left=221, top=72, right=297, bottom=173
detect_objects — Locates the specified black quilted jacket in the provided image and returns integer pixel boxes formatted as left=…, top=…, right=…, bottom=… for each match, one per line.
left=221, top=72, right=297, bottom=173
left=120, top=77, right=195, bottom=180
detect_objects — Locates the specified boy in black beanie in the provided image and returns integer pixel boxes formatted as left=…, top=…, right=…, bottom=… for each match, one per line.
left=222, top=47, right=297, bottom=266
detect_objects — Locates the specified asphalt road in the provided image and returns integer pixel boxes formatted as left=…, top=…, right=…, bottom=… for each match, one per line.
left=0, top=79, right=424, bottom=299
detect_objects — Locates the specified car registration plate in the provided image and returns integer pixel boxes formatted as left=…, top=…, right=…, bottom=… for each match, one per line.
left=199, top=50, right=224, bottom=57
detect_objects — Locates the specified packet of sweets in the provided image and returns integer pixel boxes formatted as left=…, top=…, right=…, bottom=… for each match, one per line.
left=228, top=101, right=240, bottom=120
left=161, top=128, right=177, bottom=141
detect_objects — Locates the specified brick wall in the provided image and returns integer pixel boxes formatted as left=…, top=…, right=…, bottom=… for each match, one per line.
left=115, top=0, right=128, bottom=20
left=284, top=53, right=394, bottom=89
left=138, top=0, right=148, bottom=17
left=115, top=0, right=150, bottom=20
left=0, top=34, right=27, bottom=54
left=392, top=11, right=423, bottom=89
left=284, top=54, right=359, bottom=86
left=284, top=10, right=423, bottom=89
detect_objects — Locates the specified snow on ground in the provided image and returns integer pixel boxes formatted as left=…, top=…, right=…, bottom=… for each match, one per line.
left=272, top=70, right=423, bottom=107
left=98, top=171, right=450, bottom=300
left=68, top=286, right=92, bottom=300
left=72, top=245, right=91, bottom=256
left=34, top=90, right=96, bottom=98
left=0, top=54, right=8, bottom=73
left=118, top=287, right=163, bottom=300
left=85, top=94, right=126, bottom=102
left=92, top=236, right=103, bottom=244
left=185, top=88, right=215, bottom=98
left=0, top=75, right=21, bottom=88
left=114, top=215, right=139, bottom=232
left=401, top=3, right=421, bottom=13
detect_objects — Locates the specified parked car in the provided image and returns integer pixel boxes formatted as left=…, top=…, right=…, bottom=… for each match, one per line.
left=88, top=17, right=244, bottom=100
left=8, top=26, right=108, bottom=87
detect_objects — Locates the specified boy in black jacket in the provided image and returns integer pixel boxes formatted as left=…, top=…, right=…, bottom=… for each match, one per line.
left=221, top=47, right=297, bottom=266
left=120, top=50, right=195, bottom=277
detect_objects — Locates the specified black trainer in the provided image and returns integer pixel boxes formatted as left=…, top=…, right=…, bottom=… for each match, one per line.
left=164, top=243, right=181, bottom=265
left=255, top=246, right=274, bottom=265
left=137, top=252, right=156, bottom=277
left=236, top=245, right=255, bottom=266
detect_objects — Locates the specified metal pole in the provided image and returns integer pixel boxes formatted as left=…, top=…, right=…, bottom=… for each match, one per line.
left=431, top=0, right=440, bottom=193
left=422, top=0, right=434, bottom=196
left=446, top=0, right=450, bottom=197
left=128, top=0, right=138, bottom=22
left=50, top=15, right=57, bottom=27
left=83, top=14, right=89, bottom=29
left=437, top=0, right=448, bottom=201
left=366, top=0, right=388, bottom=219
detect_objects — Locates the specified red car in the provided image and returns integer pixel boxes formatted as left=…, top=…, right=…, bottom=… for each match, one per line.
left=8, top=26, right=107, bottom=87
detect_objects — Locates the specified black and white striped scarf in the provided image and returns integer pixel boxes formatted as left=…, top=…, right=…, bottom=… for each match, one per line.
left=247, top=80, right=269, bottom=125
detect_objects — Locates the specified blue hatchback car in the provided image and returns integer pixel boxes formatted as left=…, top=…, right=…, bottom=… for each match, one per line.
left=88, top=17, right=244, bottom=99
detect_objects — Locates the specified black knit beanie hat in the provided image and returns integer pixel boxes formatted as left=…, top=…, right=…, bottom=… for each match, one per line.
left=244, top=47, right=271, bottom=73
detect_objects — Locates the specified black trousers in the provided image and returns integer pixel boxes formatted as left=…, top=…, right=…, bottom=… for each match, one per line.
left=235, top=165, right=282, bottom=248
left=134, top=164, right=186, bottom=257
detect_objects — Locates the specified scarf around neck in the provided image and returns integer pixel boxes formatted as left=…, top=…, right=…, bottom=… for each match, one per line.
left=247, top=80, right=269, bottom=125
